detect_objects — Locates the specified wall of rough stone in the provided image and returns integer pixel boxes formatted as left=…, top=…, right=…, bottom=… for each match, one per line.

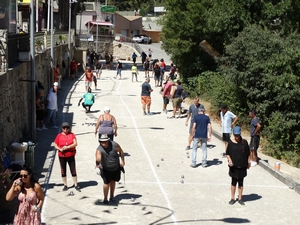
left=0, top=44, right=68, bottom=152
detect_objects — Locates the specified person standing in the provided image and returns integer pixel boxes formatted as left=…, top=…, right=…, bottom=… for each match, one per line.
left=226, top=126, right=251, bottom=206
left=132, top=52, right=137, bottom=63
left=54, top=122, right=81, bottom=192
left=70, top=59, right=79, bottom=80
left=141, top=52, right=147, bottom=65
left=85, top=68, right=93, bottom=91
left=95, top=134, right=125, bottom=204
left=220, top=104, right=238, bottom=156
left=161, top=78, right=173, bottom=114
left=6, top=165, right=44, bottom=225
left=169, top=79, right=183, bottom=118
left=36, top=89, right=48, bottom=130
left=53, top=64, right=60, bottom=82
left=185, top=97, right=205, bottom=150
left=143, top=58, right=150, bottom=78
left=78, top=88, right=95, bottom=113
left=131, top=63, right=139, bottom=82
left=95, top=106, right=118, bottom=141
left=153, top=63, right=161, bottom=87
left=141, top=78, right=153, bottom=115
left=44, top=82, right=58, bottom=129
left=249, top=110, right=261, bottom=166
left=159, top=58, right=166, bottom=86
left=115, top=59, right=122, bottom=80
left=148, top=48, right=153, bottom=59
left=105, top=53, right=110, bottom=70
left=95, top=60, right=103, bottom=79
left=190, top=107, right=212, bottom=168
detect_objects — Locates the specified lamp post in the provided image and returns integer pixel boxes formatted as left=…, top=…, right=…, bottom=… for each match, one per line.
left=68, top=0, right=77, bottom=78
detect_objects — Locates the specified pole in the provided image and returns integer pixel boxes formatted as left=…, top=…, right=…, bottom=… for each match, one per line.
left=68, top=1, right=71, bottom=78
left=36, top=0, right=38, bottom=32
left=50, top=0, right=54, bottom=83
left=16, top=0, right=18, bottom=33
left=96, top=0, right=98, bottom=54
left=30, top=0, right=36, bottom=140
left=47, top=0, right=50, bottom=31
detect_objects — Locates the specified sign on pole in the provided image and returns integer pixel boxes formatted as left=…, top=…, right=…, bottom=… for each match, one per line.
left=101, top=6, right=116, bottom=13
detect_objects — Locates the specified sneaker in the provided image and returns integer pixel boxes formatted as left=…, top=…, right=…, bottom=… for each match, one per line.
left=229, top=199, right=236, bottom=205
left=251, top=161, right=257, bottom=167
left=222, top=152, right=226, bottom=158
left=185, top=146, right=190, bottom=150
left=52, top=126, right=59, bottom=129
left=169, top=116, right=175, bottom=119
left=202, top=164, right=208, bottom=168
left=36, top=127, right=42, bottom=131
left=143, top=112, right=147, bottom=115
left=190, top=163, right=196, bottom=168
left=62, top=185, right=68, bottom=191
left=147, top=112, right=153, bottom=115
left=42, top=126, right=48, bottom=130
left=75, top=186, right=81, bottom=192
left=109, top=197, right=117, bottom=203
left=238, top=200, right=245, bottom=206
left=103, top=199, right=109, bottom=205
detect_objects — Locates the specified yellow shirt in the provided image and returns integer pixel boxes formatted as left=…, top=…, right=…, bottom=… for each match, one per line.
left=131, top=66, right=137, bottom=73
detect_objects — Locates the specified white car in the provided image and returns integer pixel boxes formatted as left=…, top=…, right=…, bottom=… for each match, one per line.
left=132, top=34, right=152, bottom=44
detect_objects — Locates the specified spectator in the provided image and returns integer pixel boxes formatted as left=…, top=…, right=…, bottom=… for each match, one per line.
left=70, top=59, right=79, bottom=80
left=44, top=82, right=58, bottom=129
left=85, top=68, right=93, bottom=92
left=249, top=110, right=261, bottom=166
left=53, top=64, right=60, bottom=82
left=36, top=89, right=48, bottom=130
left=105, top=53, right=110, bottom=70
left=95, top=60, right=103, bottom=79
left=143, top=57, right=150, bottom=78
left=141, top=78, right=153, bottom=115
left=6, top=165, right=44, bottom=225
left=169, top=79, right=183, bottom=118
left=161, top=78, right=173, bottom=114
left=54, top=122, right=81, bottom=192
left=115, top=59, right=122, bottom=80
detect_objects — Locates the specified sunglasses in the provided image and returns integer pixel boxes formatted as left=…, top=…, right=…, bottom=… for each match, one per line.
left=62, top=126, right=70, bottom=129
left=20, top=174, right=28, bottom=178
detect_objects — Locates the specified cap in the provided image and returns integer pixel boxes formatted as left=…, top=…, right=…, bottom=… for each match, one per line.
left=53, top=82, right=58, bottom=87
left=198, top=106, right=205, bottom=112
left=104, top=106, right=110, bottom=112
left=233, top=126, right=241, bottom=135
left=99, top=134, right=110, bottom=142
left=61, top=122, right=70, bottom=127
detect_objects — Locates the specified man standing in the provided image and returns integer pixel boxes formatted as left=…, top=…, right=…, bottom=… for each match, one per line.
left=191, top=107, right=212, bottom=168
left=85, top=68, right=93, bottom=92
left=78, top=88, right=95, bottom=113
left=115, top=59, right=122, bottom=80
left=161, top=78, right=173, bottom=114
left=249, top=110, right=261, bottom=166
left=185, top=97, right=205, bottom=150
left=220, top=104, right=238, bottom=156
left=141, top=78, right=153, bottom=115
left=95, top=134, right=125, bottom=204
left=44, top=82, right=58, bottom=128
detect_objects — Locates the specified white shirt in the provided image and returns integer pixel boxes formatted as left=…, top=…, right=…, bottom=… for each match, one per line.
left=220, top=110, right=236, bottom=133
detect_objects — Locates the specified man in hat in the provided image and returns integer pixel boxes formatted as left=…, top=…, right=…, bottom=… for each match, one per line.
left=44, top=82, right=58, bottom=128
left=95, top=134, right=125, bottom=204
left=78, top=88, right=95, bottom=113
left=190, top=107, right=212, bottom=168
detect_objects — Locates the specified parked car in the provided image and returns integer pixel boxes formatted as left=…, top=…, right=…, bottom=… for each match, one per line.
left=132, top=34, right=152, bottom=44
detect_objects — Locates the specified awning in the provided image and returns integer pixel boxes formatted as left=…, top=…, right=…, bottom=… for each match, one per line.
left=85, top=21, right=114, bottom=27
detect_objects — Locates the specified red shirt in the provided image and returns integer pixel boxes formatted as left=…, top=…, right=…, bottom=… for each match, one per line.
left=70, top=61, right=77, bottom=71
left=54, top=132, right=76, bottom=157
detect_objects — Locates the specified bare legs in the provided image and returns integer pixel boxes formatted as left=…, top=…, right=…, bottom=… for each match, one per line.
left=103, top=181, right=116, bottom=200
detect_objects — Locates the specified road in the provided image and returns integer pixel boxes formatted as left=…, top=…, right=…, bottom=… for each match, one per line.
left=138, top=42, right=172, bottom=64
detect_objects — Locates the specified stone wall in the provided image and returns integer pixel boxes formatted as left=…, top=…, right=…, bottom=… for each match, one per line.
left=0, top=44, right=68, bottom=152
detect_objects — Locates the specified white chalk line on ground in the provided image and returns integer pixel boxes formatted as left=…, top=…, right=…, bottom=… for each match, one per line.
left=115, top=79, right=178, bottom=225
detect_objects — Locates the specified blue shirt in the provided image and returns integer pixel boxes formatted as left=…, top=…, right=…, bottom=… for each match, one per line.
left=250, top=117, right=260, bottom=137
left=83, top=93, right=94, bottom=105
left=220, top=110, right=236, bottom=133
left=194, top=114, right=211, bottom=138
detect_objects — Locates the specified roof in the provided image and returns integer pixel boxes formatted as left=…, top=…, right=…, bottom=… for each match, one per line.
left=124, top=16, right=142, bottom=21
left=85, top=21, right=114, bottom=27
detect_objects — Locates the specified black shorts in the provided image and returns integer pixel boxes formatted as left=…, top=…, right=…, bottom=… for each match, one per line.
left=100, top=167, right=121, bottom=184
left=163, top=96, right=169, bottom=105
left=222, top=133, right=231, bottom=142
left=249, top=135, right=260, bottom=151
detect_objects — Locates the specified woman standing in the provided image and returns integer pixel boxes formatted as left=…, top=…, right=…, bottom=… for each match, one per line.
left=226, top=126, right=251, bottom=206
left=54, top=122, right=80, bottom=192
left=95, top=106, right=117, bottom=141
left=6, top=165, right=44, bottom=225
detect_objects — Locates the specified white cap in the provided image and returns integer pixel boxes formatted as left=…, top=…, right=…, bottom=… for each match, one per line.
left=104, top=106, right=110, bottom=112
left=53, top=82, right=58, bottom=87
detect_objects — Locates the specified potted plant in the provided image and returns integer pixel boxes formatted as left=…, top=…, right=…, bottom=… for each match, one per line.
left=59, top=35, right=67, bottom=44
left=35, top=39, right=44, bottom=53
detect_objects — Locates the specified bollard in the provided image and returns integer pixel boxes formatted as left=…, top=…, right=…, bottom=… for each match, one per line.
left=274, top=161, right=280, bottom=171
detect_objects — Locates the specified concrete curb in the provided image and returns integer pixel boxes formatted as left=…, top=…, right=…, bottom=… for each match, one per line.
left=212, top=130, right=300, bottom=194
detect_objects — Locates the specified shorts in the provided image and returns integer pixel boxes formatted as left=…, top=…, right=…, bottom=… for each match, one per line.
left=172, top=97, right=182, bottom=107
left=117, top=69, right=122, bottom=75
left=222, top=133, right=231, bottom=142
left=249, top=135, right=260, bottom=150
left=163, top=96, right=169, bottom=105
left=100, top=167, right=121, bottom=184
left=96, top=69, right=102, bottom=75
left=85, top=81, right=92, bottom=87
left=141, top=96, right=151, bottom=105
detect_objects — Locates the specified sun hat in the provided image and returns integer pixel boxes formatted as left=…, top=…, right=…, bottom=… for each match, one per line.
left=61, top=122, right=70, bottom=127
left=53, top=82, right=58, bottom=87
left=104, top=106, right=110, bottom=112
left=233, top=126, right=241, bottom=135
left=99, top=134, right=110, bottom=142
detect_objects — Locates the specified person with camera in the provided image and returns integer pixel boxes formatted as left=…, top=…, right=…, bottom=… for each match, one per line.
left=6, top=165, right=44, bottom=225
